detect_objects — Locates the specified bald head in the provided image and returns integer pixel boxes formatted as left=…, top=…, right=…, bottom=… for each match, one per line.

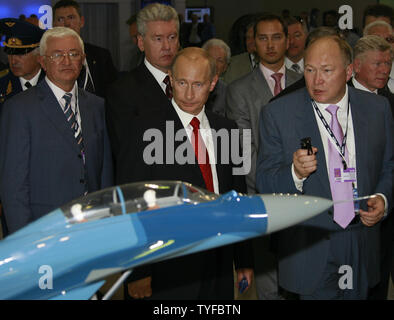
left=171, top=47, right=216, bottom=80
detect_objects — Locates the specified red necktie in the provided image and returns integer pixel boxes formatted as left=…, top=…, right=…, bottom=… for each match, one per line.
left=190, top=117, right=214, bottom=192
left=271, top=72, right=283, bottom=96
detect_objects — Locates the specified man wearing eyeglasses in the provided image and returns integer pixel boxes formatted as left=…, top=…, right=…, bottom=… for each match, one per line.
left=0, top=27, right=113, bottom=234
left=52, top=0, right=118, bottom=98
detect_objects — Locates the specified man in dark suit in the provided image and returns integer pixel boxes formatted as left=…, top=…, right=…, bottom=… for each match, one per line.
left=257, top=35, right=393, bottom=299
left=105, top=3, right=180, bottom=166
left=0, top=18, right=45, bottom=111
left=0, top=27, right=113, bottom=234
left=118, top=47, right=253, bottom=300
left=351, top=35, right=394, bottom=300
left=52, top=0, right=118, bottom=98
left=226, top=13, right=301, bottom=300
left=0, top=18, right=46, bottom=237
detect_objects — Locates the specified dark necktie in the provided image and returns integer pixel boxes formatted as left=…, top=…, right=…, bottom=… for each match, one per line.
left=291, top=63, right=301, bottom=73
left=190, top=117, right=214, bottom=192
left=326, top=104, right=355, bottom=228
left=271, top=72, right=283, bottom=96
left=163, top=75, right=173, bottom=100
left=24, top=81, right=32, bottom=89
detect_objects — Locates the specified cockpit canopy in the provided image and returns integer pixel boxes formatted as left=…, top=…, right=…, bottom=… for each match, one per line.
left=62, top=181, right=218, bottom=224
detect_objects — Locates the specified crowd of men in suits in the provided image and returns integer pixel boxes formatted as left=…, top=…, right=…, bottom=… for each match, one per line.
left=0, top=0, right=393, bottom=301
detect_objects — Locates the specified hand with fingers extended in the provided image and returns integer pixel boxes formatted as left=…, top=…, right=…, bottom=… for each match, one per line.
left=293, top=147, right=318, bottom=179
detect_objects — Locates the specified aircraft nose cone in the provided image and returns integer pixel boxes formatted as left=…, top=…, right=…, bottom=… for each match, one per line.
left=259, top=194, right=333, bottom=233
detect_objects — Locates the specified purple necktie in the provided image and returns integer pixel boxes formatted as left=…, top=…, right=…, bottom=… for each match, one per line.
left=271, top=73, right=283, bottom=96
left=326, top=104, right=355, bottom=228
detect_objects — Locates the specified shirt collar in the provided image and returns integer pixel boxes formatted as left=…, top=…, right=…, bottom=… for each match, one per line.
left=314, top=85, right=349, bottom=113
left=285, top=57, right=304, bottom=71
left=171, top=99, right=207, bottom=129
left=45, top=76, right=78, bottom=107
left=352, top=76, right=378, bottom=94
left=20, top=69, right=42, bottom=90
left=259, top=62, right=286, bottom=80
left=144, top=58, right=168, bottom=86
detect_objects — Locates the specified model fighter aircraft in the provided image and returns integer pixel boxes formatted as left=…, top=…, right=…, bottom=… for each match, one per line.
left=0, top=180, right=334, bottom=300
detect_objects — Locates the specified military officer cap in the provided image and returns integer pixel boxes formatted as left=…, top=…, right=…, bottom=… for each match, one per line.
left=0, top=18, right=45, bottom=55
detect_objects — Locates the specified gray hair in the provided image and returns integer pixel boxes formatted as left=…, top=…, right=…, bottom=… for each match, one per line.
left=354, top=35, right=393, bottom=59
left=202, top=38, right=231, bottom=64
left=363, top=20, right=393, bottom=36
left=137, top=3, right=179, bottom=37
left=40, top=27, right=84, bottom=56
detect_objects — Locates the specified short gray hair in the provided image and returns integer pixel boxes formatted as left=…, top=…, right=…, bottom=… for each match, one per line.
left=363, top=20, right=393, bottom=36
left=137, top=3, right=179, bottom=37
left=354, top=35, right=393, bottom=59
left=202, top=38, right=231, bottom=64
left=40, top=27, right=84, bottom=55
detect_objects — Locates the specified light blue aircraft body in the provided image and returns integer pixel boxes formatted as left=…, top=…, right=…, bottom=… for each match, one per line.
left=0, top=181, right=333, bottom=300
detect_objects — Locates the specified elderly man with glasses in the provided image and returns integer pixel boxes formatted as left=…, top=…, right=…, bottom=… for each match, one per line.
left=0, top=27, right=113, bottom=235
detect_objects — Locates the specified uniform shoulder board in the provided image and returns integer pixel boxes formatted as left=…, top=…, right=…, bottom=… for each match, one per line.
left=0, top=68, right=9, bottom=78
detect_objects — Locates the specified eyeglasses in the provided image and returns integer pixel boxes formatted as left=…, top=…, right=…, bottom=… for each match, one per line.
left=45, top=51, right=82, bottom=62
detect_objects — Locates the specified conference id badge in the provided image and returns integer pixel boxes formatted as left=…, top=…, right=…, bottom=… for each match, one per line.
left=334, top=167, right=356, bottom=183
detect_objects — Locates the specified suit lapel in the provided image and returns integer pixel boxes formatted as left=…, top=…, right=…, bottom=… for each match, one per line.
left=251, top=68, right=273, bottom=100
left=296, top=89, right=331, bottom=197
left=37, top=81, right=81, bottom=154
left=348, top=88, right=368, bottom=197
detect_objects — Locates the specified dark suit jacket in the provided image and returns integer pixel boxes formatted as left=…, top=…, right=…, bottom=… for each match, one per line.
left=82, top=42, right=118, bottom=98
left=105, top=62, right=172, bottom=165
left=0, top=69, right=46, bottom=112
left=256, top=86, right=393, bottom=295
left=117, top=102, right=253, bottom=299
left=0, top=80, right=114, bottom=234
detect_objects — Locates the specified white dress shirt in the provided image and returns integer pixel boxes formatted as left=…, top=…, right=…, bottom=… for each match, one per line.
left=171, top=99, right=219, bottom=194
left=20, top=69, right=42, bottom=91
left=144, top=58, right=168, bottom=94
left=259, top=63, right=286, bottom=96
left=352, top=76, right=377, bottom=94
left=45, top=77, right=82, bottom=137
left=285, top=57, right=304, bottom=73
left=292, top=86, right=356, bottom=190
left=292, top=85, right=388, bottom=213
left=388, top=62, right=394, bottom=94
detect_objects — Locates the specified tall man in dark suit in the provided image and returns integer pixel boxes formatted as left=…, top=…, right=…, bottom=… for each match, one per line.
left=52, top=0, right=118, bottom=98
left=0, top=18, right=46, bottom=237
left=0, top=27, right=113, bottom=234
left=118, top=47, right=253, bottom=300
left=257, top=35, right=393, bottom=299
left=0, top=18, right=45, bottom=111
left=351, top=35, right=394, bottom=300
left=106, top=3, right=180, bottom=166
left=226, top=13, right=301, bottom=300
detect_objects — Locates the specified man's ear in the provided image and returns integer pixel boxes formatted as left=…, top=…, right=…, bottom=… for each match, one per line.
left=80, top=15, right=85, bottom=29
left=38, top=55, right=46, bottom=71
left=137, top=34, right=144, bottom=52
left=209, top=74, right=219, bottom=92
left=345, top=62, right=353, bottom=82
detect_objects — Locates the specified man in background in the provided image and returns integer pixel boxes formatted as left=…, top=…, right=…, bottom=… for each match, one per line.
left=52, top=0, right=118, bottom=97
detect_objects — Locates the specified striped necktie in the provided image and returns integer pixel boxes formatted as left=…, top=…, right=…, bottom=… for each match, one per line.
left=63, top=93, right=84, bottom=153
